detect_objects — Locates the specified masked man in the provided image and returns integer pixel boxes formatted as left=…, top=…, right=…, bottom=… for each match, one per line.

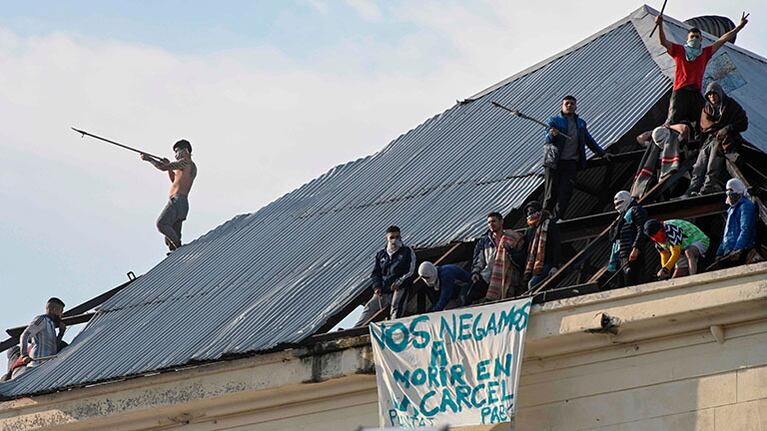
left=141, top=139, right=198, bottom=252
left=418, top=262, right=471, bottom=312
left=716, top=178, right=756, bottom=266
left=644, top=219, right=710, bottom=279
left=684, top=82, right=749, bottom=197
left=655, top=13, right=749, bottom=126
left=607, top=191, right=648, bottom=287
left=355, top=226, right=416, bottom=325
left=523, top=201, right=562, bottom=290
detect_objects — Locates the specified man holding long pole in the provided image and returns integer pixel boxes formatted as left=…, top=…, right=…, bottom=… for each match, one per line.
left=140, top=140, right=198, bottom=252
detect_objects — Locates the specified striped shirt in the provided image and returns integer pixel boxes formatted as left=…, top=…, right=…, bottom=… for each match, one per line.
left=20, top=315, right=59, bottom=367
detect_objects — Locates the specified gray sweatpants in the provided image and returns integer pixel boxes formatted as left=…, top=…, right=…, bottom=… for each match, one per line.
left=156, top=195, right=189, bottom=250
left=355, top=289, right=407, bottom=327
left=687, top=137, right=727, bottom=195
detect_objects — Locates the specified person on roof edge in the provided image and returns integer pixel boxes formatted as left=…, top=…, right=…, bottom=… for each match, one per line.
left=10, top=298, right=66, bottom=379
left=355, top=226, right=417, bottom=326
left=418, top=262, right=471, bottom=312
left=607, top=191, right=648, bottom=287
left=140, top=139, right=198, bottom=253
left=544, top=95, right=609, bottom=219
left=467, top=212, right=504, bottom=303
left=644, top=218, right=710, bottom=279
left=523, top=201, right=562, bottom=290
left=683, top=82, right=749, bottom=197
left=655, top=12, right=749, bottom=126
left=715, top=178, right=756, bottom=267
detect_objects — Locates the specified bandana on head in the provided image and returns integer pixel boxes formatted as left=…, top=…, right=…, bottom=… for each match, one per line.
left=725, top=178, right=749, bottom=206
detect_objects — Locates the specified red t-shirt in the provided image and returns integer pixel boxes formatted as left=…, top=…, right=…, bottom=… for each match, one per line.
left=668, top=43, right=713, bottom=91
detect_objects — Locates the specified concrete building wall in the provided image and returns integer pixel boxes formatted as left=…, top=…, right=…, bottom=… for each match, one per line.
left=1, top=263, right=766, bottom=431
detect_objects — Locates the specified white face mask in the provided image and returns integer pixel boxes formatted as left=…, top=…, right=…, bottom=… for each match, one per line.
left=386, top=237, right=402, bottom=255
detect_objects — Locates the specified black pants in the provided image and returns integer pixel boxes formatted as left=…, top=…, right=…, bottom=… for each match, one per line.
left=619, top=256, right=644, bottom=287
left=667, top=86, right=705, bottom=126
left=461, top=278, right=489, bottom=306
left=543, top=160, right=578, bottom=219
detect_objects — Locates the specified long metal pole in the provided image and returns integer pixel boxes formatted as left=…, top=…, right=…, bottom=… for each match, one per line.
left=491, top=101, right=572, bottom=140
left=649, top=0, right=668, bottom=37
left=71, top=127, right=164, bottom=162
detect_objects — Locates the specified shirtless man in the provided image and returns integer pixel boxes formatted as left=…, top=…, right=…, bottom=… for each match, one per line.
left=140, top=140, right=197, bottom=252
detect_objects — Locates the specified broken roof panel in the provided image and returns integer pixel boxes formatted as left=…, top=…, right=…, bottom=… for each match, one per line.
left=4, top=5, right=766, bottom=398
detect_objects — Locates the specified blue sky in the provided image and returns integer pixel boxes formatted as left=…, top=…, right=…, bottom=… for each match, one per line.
left=1, top=1, right=765, bottom=371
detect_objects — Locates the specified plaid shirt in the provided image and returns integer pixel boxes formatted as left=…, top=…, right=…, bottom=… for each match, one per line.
left=20, top=314, right=59, bottom=366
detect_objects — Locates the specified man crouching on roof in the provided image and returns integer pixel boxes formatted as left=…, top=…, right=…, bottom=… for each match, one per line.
left=355, top=226, right=417, bottom=326
left=6, top=298, right=66, bottom=380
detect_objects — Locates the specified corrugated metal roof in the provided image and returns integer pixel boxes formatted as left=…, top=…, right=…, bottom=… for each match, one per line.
left=3, top=5, right=766, bottom=398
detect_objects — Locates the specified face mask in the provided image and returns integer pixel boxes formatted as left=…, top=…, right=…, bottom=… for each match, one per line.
left=526, top=212, right=541, bottom=226
left=687, top=38, right=701, bottom=49
left=726, top=191, right=742, bottom=206
left=651, top=231, right=666, bottom=244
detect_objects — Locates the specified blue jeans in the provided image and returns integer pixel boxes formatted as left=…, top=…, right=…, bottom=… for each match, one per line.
left=528, top=265, right=554, bottom=290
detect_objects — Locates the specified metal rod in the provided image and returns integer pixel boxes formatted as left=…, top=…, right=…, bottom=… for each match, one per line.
left=71, top=127, right=164, bottom=162
left=491, top=101, right=572, bottom=140
left=649, top=0, right=668, bottom=37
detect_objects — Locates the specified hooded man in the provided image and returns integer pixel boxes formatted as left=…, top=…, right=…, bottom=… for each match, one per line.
left=607, top=191, right=648, bottom=287
left=684, top=82, right=749, bottom=197
left=12, top=298, right=66, bottom=379
left=544, top=96, right=609, bottom=219
left=418, top=262, right=471, bottom=312
left=631, top=125, right=687, bottom=198
left=355, top=226, right=417, bottom=326
left=644, top=219, right=710, bottom=279
left=655, top=13, right=749, bottom=126
left=523, top=201, right=562, bottom=290
left=716, top=178, right=756, bottom=266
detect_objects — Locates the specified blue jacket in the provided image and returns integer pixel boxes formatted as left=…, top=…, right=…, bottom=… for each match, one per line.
left=372, top=246, right=417, bottom=294
left=717, top=198, right=756, bottom=256
left=545, top=113, right=606, bottom=169
left=431, top=264, right=471, bottom=312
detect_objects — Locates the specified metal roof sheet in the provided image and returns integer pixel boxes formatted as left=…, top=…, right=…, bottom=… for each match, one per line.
left=4, top=5, right=766, bottom=398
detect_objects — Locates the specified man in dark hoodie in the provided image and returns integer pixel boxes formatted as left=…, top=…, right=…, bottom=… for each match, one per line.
left=607, top=191, right=648, bottom=287
left=684, top=82, right=748, bottom=197
left=355, top=226, right=417, bottom=326
left=655, top=13, right=749, bottom=126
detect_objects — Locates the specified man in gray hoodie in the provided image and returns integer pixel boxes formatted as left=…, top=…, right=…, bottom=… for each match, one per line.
left=684, top=82, right=748, bottom=197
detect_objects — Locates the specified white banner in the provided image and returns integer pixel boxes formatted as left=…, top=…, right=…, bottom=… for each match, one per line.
left=370, top=297, right=532, bottom=429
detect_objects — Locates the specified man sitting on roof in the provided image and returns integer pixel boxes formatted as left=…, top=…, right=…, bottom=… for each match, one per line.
left=715, top=178, right=757, bottom=267
left=655, top=13, right=748, bottom=127
left=683, top=82, right=749, bottom=197
left=10, top=297, right=66, bottom=379
left=644, top=219, right=710, bottom=279
left=607, top=191, right=648, bottom=287
left=522, top=201, right=562, bottom=290
left=631, top=125, right=689, bottom=199
left=418, top=262, right=471, bottom=312
left=355, top=226, right=416, bottom=326
left=544, top=95, right=609, bottom=219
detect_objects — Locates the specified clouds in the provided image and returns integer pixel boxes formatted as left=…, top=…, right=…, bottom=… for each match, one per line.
left=1, top=0, right=766, bottom=366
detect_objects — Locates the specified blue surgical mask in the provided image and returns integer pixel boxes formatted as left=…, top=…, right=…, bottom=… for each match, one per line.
left=687, top=38, right=701, bottom=49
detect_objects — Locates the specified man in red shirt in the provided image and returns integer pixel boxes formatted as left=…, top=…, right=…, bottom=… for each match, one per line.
left=655, top=13, right=748, bottom=126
